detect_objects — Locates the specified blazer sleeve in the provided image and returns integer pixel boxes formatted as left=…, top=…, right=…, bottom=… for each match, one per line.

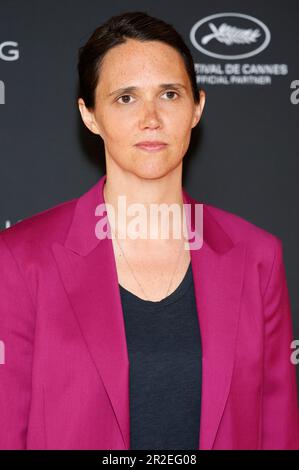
left=0, top=233, right=36, bottom=449
left=261, top=236, right=299, bottom=449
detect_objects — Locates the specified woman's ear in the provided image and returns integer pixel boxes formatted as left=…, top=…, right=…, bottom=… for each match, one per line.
left=192, top=89, right=206, bottom=128
left=77, top=98, right=102, bottom=136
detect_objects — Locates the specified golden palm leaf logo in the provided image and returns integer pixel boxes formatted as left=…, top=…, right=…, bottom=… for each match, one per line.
left=201, top=22, right=261, bottom=46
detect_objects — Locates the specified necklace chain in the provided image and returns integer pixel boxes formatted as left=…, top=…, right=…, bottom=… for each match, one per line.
left=110, top=226, right=186, bottom=301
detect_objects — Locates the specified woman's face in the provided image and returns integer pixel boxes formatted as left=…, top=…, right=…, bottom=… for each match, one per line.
left=78, top=39, right=205, bottom=179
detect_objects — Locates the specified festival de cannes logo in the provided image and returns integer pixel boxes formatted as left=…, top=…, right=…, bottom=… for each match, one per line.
left=190, top=13, right=271, bottom=60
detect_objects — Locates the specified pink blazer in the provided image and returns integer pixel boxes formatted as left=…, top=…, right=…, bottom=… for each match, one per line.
left=0, top=174, right=298, bottom=450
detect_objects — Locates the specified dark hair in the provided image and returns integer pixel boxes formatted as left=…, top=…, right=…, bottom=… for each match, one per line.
left=77, top=11, right=200, bottom=109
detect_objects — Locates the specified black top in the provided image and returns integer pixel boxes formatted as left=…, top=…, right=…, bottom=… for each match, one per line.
left=119, top=262, right=202, bottom=450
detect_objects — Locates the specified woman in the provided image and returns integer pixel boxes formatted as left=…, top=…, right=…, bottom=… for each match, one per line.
left=0, top=11, right=298, bottom=450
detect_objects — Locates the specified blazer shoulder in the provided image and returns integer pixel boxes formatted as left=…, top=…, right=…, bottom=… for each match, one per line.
left=0, top=196, right=78, bottom=255
left=203, top=202, right=282, bottom=267
left=202, top=202, right=285, bottom=296
left=204, top=202, right=281, bottom=245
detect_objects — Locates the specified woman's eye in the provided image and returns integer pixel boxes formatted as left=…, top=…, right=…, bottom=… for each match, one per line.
left=117, top=95, right=134, bottom=104
left=162, top=91, right=179, bottom=100
left=116, top=91, right=178, bottom=104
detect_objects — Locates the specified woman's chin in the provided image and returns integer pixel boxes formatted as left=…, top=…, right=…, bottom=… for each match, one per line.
left=132, top=165, right=173, bottom=180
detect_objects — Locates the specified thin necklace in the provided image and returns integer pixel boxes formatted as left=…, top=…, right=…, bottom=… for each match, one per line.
left=110, top=226, right=187, bottom=301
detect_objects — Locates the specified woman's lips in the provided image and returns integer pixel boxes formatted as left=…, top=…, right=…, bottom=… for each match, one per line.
left=135, top=142, right=168, bottom=152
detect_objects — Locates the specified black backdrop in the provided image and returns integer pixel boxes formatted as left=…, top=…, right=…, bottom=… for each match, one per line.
left=0, top=0, right=298, bottom=393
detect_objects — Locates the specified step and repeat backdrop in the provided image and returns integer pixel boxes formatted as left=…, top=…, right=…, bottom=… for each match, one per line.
left=0, top=0, right=299, bottom=390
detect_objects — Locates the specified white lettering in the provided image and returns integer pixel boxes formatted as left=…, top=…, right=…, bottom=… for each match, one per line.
left=0, top=41, right=19, bottom=61
left=0, top=80, right=4, bottom=104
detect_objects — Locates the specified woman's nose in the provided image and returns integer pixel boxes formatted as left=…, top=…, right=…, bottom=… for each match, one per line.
left=139, top=102, right=162, bottom=129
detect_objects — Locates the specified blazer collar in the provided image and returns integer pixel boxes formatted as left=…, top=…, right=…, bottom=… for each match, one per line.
left=52, top=174, right=247, bottom=450
left=64, top=173, right=234, bottom=257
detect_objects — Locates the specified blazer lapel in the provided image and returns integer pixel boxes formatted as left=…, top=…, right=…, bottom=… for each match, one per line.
left=190, top=233, right=247, bottom=449
left=51, top=174, right=247, bottom=450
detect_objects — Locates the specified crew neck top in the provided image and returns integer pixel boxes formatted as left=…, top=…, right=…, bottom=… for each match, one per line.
left=118, top=261, right=202, bottom=450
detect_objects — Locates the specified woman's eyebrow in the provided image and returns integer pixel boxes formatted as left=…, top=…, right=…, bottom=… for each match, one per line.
left=108, top=83, right=187, bottom=97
